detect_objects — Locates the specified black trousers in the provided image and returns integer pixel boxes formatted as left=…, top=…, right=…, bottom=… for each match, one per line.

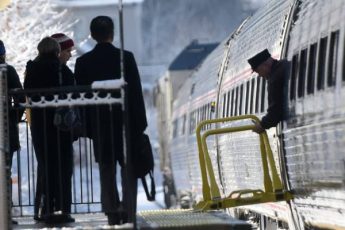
left=31, top=121, right=73, bottom=216
left=98, top=160, right=137, bottom=221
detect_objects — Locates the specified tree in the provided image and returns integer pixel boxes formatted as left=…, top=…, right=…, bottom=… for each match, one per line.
left=0, top=0, right=76, bottom=79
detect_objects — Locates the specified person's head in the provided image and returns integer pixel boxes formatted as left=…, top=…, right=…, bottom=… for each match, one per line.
left=37, top=37, right=60, bottom=57
left=90, top=16, right=114, bottom=43
left=248, top=49, right=274, bottom=78
left=0, top=40, right=6, bottom=63
left=51, top=33, right=74, bottom=64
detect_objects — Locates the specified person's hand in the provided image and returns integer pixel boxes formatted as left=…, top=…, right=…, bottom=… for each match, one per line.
left=252, top=121, right=265, bottom=134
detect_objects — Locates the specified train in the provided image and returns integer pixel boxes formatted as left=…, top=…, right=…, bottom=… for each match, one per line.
left=154, top=0, right=345, bottom=229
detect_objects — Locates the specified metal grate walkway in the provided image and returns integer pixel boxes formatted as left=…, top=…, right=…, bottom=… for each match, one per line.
left=13, top=210, right=251, bottom=229
left=137, top=209, right=251, bottom=230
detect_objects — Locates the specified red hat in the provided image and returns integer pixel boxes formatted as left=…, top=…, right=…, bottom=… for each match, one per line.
left=51, top=33, right=74, bottom=51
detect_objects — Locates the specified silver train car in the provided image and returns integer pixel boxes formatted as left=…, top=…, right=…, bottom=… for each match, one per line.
left=155, top=0, right=345, bottom=229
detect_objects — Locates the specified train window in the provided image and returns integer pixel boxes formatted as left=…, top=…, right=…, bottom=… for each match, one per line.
left=245, top=81, right=250, bottom=114
left=173, top=119, right=178, bottom=138
left=195, top=108, right=198, bottom=125
left=327, top=30, right=339, bottom=87
left=194, top=110, right=197, bottom=134
left=239, top=84, right=243, bottom=115
left=307, top=43, right=317, bottom=94
left=193, top=110, right=197, bottom=134
left=222, top=93, right=226, bottom=118
left=181, top=114, right=186, bottom=135
left=343, top=34, right=345, bottom=82
left=298, top=48, right=307, bottom=98
left=255, top=77, right=260, bottom=113
left=227, top=91, right=231, bottom=117
left=190, top=83, right=195, bottom=95
left=178, top=116, right=183, bottom=135
left=207, top=103, right=210, bottom=118
left=290, top=54, right=298, bottom=100
left=317, top=36, right=328, bottom=90
left=199, top=107, right=202, bottom=124
left=260, top=79, right=266, bottom=113
left=189, top=111, right=195, bottom=135
left=206, top=103, right=210, bottom=129
left=230, top=89, right=235, bottom=116
left=224, top=92, right=228, bottom=118
left=204, top=104, right=207, bottom=119
left=250, top=78, right=255, bottom=114
left=234, top=87, right=239, bottom=116
left=201, top=105, right=206, bottom=131
left=200, top=106, right=203, bottom=126
left=196, top=109, right=199, bottom=127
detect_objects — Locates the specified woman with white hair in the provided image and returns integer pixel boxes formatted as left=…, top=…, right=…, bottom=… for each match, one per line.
left=24, top=37, right=75, bottom=224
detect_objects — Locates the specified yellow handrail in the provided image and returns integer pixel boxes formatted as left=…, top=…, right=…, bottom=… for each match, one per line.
left=194, top=115, right=292, bottom=211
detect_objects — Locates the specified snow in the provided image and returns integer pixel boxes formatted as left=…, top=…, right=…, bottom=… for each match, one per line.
left=91, top=79, right=126, bottom=90
left=52, top=0, right=144, bottom=7
left=0, top=0, right=76, bottom=78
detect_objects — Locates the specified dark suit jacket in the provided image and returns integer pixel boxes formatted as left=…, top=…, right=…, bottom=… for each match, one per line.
left=24, top=55, right=75, bottom=158
left=74, top=42, right=147, bottom=163
left=261, top=59, right=289, bottom=129
left=6, top=64, right=24, bottom=153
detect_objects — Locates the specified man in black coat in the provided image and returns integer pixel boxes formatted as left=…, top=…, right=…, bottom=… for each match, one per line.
left=74, top=16, right=147, bottom=225
left=0, top=40, right=24, bottom=225
left=247, top=49, right=288, bottom=133
left=0, top=40, right=24, bottom=159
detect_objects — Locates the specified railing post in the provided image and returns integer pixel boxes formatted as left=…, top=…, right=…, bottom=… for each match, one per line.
left=0, top=64, right=10, bottom=229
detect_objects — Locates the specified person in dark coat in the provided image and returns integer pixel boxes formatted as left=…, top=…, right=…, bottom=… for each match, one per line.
left=31, top=34, right=76, bottom=222
left=24, top=37, right=75, bottom=224
left=74, top=16, right=147, bottom=225
left=247, top=49, right=288, bottom=133
left=0, top=39, right=24, bottom=225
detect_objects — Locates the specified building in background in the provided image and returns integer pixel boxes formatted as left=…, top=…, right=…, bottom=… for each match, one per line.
left=51, top=0, right=267, bottom=150
left=154, top=41, right=218, bottom=178
left=53, top=0, right=267, bottom=87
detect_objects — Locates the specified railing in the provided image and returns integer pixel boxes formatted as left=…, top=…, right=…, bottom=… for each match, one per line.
left=10, top=123, right=103, bottom=216
left=193, top=115, right=293, bottom=211
left=0, top=64, right=10, bottom=229
left=0, top=66, right=133, bottom=229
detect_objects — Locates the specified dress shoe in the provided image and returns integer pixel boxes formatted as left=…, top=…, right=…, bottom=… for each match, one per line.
left=107, top=213, right=121, bottom=225
left=61, top=214, right=75, bottom=223
left=121, top=211, right=129, bottom=224
left=44, top=214, right=75, bottom=224
left=34, top=215, right=44, bottom=222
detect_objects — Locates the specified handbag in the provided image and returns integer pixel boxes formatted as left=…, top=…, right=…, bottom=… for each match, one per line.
left=53, top=65, right=82, bottom=134
left=53, top=106, right=81, bottom=132
left=133, top=133, right=156, bottom=201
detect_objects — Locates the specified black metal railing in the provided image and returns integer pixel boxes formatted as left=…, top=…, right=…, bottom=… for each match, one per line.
left=8, top=85, right=126, bottom=217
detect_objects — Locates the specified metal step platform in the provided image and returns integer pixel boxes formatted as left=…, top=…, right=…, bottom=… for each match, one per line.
left=194, top=115, right=293, bottom=211
left=12, top=210, right=251, bottom=229
left=137, top=209, right=251, bottom=230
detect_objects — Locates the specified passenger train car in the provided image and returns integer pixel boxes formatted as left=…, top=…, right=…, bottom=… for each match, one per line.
left=155, top=0, right=345, bottom=229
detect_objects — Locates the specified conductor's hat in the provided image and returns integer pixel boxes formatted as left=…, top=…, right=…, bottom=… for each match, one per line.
left=247, top=49, right=271, bottom=70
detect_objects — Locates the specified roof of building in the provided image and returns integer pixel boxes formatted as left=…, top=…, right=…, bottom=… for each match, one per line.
left=168, top=40, right=219, bottom=71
